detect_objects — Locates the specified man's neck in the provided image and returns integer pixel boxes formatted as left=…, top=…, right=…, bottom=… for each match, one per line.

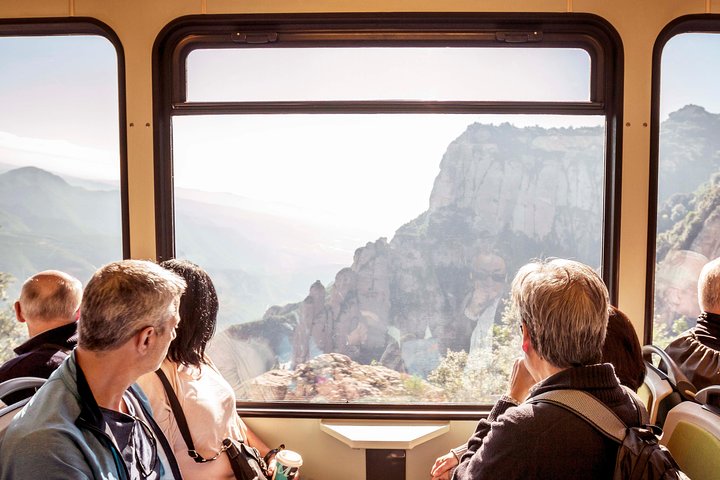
left=527, top=350, right=565, bottom=383
left=75, top=347, right=137, bottom=412
left=27, top=318, right=73, bottom=338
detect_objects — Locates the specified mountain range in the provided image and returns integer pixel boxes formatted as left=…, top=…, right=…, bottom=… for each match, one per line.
left=2, top=105, right=719, bottom=388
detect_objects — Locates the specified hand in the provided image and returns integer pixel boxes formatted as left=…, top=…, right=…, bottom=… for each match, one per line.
left=430, top=451, right=458, bottom=479
left=507, top=357, right=536, bottom=403
left=431, top=469, right=452, bottom=480
left=265, top=458, right=276, bottom=478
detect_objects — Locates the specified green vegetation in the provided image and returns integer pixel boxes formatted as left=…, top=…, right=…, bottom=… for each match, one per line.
left=652, top=316, right=690, bottom=350
left=429, top=302, right=521, bottom=403
left=0, top=272, right=24, bottom=363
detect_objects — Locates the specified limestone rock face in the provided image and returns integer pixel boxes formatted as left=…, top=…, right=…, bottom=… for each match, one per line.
left=249, top=353, right=446, bottom=403
left=220, top=120, right=608, bottom=393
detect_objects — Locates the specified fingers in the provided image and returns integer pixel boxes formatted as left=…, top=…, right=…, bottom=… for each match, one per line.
left=508, top=357, right=536, bottom=403
left=430, top=452, right=456, bottom=476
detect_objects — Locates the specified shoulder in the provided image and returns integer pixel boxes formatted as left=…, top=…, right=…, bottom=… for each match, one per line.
left=665, top=330, right=704, bottom=360
left=1, top=426, right=94, bottom=479
left=0, top=354, right=26, bottom=380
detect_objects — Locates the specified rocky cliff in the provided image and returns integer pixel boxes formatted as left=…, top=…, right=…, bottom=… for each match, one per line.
left=213, top=120, right=606, bottom=393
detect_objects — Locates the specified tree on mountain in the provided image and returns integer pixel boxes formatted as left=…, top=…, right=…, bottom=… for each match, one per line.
left=0, top=272, right=24, bottom=363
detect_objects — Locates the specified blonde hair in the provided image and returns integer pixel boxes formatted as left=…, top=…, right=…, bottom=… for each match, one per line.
left=511, top=258, right=609, bottom=368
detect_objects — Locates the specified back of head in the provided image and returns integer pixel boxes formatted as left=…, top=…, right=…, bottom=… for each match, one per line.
left=78, top=260, right=186, bottom=351
left=18, top=270, right=82, bottom=323
left=604, top=306, right=645, bottom=391
left=699, top=257, right=720, bottom=314
left=511, top=258, right=609, bottom=368
left=160, top=259, right=218, bottom=367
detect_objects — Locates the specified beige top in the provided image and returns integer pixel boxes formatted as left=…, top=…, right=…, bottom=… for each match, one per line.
left=137, top=359, right=248, bottom=480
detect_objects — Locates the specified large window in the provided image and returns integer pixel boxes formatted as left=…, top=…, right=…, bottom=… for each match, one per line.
left=0, top=22, right=125, bottom=362
left=650, top=19, right=720, bottom=346
left=155, top=14, right=623, bottom=407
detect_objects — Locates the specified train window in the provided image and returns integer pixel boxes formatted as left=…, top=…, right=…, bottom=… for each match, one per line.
left=0, top=23, right=125, bottom=363
left=650, top=22, right=720, bottom=347
left=186, top=47, right=591, bottom=102
left=155, top=14, right=622, bottom=409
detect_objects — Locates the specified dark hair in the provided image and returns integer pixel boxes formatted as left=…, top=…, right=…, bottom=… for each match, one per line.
left=603, top=306, right=645, bottom=391
left=161, top=259, right=218, bottom=367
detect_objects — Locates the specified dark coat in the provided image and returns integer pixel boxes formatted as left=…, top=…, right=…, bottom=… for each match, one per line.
left=0, top=321, right=77, bottom=404
left=665, top=311, right=720, bottom=391
left=454, top=364, right=642, bottom=480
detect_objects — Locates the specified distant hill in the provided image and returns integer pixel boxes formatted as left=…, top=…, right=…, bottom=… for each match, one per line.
left=0, top=166, right=122, bottom=298
left=0, top=166, right=358, bottom=326
left=658, top=105, right=720, bottom=204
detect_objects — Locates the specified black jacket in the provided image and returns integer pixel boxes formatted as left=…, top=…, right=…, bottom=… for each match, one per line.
left=454, top=364, right=642, bottom=480
left=0, top=321, right=77, bottom=404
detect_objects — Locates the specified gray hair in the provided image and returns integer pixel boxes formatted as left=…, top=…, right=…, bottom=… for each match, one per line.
left=79, top=260, right=186, bottom=351
left=19, top=270, right=82, bottom=322
left=511, top=258, right=609, bottom=368
left=699, top=257, right=720, bottom=313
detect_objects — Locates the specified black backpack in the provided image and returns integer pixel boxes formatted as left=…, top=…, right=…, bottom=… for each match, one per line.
left=530, top=389, right=689, bottom=480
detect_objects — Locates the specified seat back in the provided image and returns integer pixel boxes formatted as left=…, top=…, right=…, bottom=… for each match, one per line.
left=0, top=398, right=32, bottom=443
left=637, top=361, right=674, bottom=425
left=660, top=387, right=720, bottom=480
left=0, top=377, right=46, bottom=443
left=642, top=345, right=697, bottom=426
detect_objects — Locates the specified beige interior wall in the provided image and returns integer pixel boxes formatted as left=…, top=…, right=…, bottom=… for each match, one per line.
left=1, top=0, right=718, bottom=478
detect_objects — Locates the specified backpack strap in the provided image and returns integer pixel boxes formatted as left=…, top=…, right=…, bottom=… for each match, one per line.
left=529, top=389, right=627, bottom=444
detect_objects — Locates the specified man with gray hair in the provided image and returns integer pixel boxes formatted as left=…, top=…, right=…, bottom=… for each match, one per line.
left=0, top=270, right=82, bottom=404
left=665, top=256, right=720, bottom=390
left=0, top=260, right=186, bottom=480
left=454, top=258, right=642, bottom=480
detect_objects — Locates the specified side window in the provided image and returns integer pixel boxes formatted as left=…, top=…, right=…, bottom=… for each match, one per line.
left=156, top=15, right=622, bottom=406
left=651, top=24, right=720, bottom=347
left=0, top=28, right=124, bottom=361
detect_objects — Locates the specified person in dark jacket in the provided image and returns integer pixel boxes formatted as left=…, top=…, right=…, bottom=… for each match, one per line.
left=431, top=303, right=646, bottom=480
left=0, top=270, right=82, bottom=404
left=452, top=259, right=643, bottom=480
left=665, top=256, right=720, bottom=390
left=0, top=260, right=187, bottom=480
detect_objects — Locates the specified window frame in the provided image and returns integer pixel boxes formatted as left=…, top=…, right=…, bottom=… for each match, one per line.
left=644, top=14, right=720, bottom=344
left=0, top=17, right=129, bottom=258
left=153, top=13, right=623, bottom=418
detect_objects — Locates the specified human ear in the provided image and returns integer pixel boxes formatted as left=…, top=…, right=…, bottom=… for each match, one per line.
left=521, top=323, right=532, bottom=353
left=14, top=301, right=25, bottom=323
left=135, top=326, right=155, bottom=353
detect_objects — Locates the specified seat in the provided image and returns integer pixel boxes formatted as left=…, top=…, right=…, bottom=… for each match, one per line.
left=660, top=385, right=720, bottom=480
left=637, top=361, right=674, bottom=425
left=641, top=345, right=697, bottom=426
left=0, top=377, right=46, bottom=442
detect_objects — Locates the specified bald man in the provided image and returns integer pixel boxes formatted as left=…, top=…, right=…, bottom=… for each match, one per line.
left=0, top=270, right=82, bottom=403
left=665, top=256, right=720, bottom=390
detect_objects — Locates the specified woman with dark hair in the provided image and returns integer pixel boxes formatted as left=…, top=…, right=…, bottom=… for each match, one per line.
left=137, top=259, right=272, bottom=479
left=604, top=306, right=645, bottom=391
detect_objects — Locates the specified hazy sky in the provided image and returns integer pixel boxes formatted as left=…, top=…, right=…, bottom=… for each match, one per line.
left=0, top=35, right=119, bottom=181
left=661, top=33, right=720, bottom=120
left=0, top=32, right=718, bottom=237
left=177, top=45, right=600, bottom=238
